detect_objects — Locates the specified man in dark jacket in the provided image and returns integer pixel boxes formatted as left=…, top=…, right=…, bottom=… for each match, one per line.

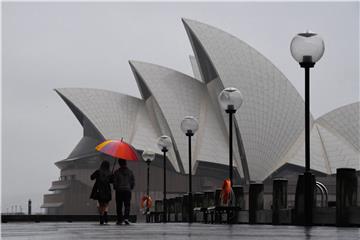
left=113, top=159, right=135, bottom=225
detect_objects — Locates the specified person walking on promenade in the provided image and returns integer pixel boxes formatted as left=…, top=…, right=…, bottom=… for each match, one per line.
left=113, top=159, right=135, bottom=225
left=90, top=160, right=113, bottom=225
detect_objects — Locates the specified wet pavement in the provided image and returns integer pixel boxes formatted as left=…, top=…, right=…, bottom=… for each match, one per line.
left=1, top=222, right=359, bottom=240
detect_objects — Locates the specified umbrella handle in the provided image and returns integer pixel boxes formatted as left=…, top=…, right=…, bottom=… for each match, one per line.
left=111, top=158, right=117, bottom=173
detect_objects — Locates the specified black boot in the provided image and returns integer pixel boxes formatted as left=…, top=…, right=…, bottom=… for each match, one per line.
left=104, top=212, right=108, bottom=224
left=99, top=214, right=104, bottom=225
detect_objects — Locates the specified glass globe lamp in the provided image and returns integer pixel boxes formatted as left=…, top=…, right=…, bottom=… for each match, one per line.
left=157, top=135, right=172, bottom=151
left=218, top=87, right=243, bottom=111
left=180, top=116, right=199, bottom=136
left=290, top=31, right=325, bottom=66
left=142, top=149, right=155, bottom=163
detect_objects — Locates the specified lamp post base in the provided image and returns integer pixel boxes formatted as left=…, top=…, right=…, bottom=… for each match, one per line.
left=294, top=172, right=316, bottom=226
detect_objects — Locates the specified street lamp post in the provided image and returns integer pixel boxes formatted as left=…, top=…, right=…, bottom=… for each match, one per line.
left=157, top=135, right=172, bottom=223
left=290, top=31, right=325, bottom=226
left=181, top=116, right=199, bottom=223
left=142, top=149, right=156, bottom=217
left=218, top=87, right=243, bottom=188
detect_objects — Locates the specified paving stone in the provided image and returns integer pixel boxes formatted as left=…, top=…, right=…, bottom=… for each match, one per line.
left=2, top=222, right=360, bottom=240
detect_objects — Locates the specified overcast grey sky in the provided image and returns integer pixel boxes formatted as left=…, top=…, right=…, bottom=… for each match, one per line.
left=2, top=2, right=359, bottom=213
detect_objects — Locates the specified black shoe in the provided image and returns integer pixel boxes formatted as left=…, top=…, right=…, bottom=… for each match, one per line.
left=99, top=215, right=104, bottom=225
left=124, top=219, right=130, bottom=225
left=116, top=221, right=123, bottom=225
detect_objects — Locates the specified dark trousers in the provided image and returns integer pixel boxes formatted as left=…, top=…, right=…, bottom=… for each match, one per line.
left=116, top=190, right=131, bottom=222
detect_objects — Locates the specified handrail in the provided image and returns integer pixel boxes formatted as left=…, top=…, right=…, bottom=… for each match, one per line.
left=315, top=181, right=328, bottom=207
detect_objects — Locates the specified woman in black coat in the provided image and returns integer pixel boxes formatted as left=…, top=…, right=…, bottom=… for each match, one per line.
left=90, top=160, right=113, bottom=224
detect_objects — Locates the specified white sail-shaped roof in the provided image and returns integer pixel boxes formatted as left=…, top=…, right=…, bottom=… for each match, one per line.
left=317, top=102, right=360, bottom=151
left=278, top=102, right=360, bottom=174
left=316, top=102, right=360, bottom=172
left=316, top=124, right=359, bottom=172
left=285, top=125, right=331, bottom=174
left=189, top=55, right=203, bottom=81
left=129, top=61, right=237, bottom=175
left=183, top=18, right=306, bottom=181
left=54, top=19, right=359, bottom=180
left=55, top=88, right=162, bottom=159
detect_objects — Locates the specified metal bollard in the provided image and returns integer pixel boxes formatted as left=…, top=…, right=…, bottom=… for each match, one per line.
left=182, top=194, right=189, bottom=222
left=249, top=183, right=264, bottom=224
left=336, top=168, right=358, bottom=227
left=272, top=178, right=288, bottom=224
left=293, top=173, right=316, bottom=225
left=232, top=185, right=245, bottom=209
left=28, top=199, right=32, bottom=215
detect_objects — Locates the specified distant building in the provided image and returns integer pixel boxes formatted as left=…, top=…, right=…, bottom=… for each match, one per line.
left=42, top=18, right=359, bottom=216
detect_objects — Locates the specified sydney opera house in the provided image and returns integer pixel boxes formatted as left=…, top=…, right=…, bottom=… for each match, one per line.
left=41, top=19, right=359, bottom=216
